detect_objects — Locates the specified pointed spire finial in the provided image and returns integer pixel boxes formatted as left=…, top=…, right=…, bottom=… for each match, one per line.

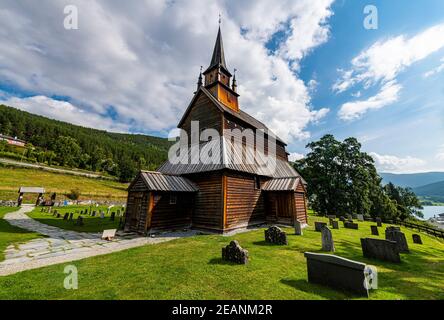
left=232, top=68, right=237, bottom=92
left=219, top=13, right=222, bottom=26
left=196, top=66, right=203, bottom=91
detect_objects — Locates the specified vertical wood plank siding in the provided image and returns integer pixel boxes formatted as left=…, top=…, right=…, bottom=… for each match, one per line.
left=149, top=193, right=193, bottom=231
left=225, top=173, right=265, bottom=229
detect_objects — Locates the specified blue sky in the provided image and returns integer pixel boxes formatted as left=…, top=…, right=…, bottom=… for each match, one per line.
left=0, top=0, right=443, bottom=173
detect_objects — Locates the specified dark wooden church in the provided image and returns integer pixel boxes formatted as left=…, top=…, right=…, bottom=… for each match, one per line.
left=124, top=27, right=308, bottom=234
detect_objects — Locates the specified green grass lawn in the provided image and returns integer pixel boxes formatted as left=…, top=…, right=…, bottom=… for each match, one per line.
left=0, top=166, right=128, bottom=202
left=0, top=216, right=443, bottom=300
left=27, top=205, right=124, bottom=233
left=0, top=207, right=43, bottom=262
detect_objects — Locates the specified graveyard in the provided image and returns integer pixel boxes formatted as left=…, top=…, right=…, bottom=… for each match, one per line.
left=27, top=205, right=124, bottom=233
left=0, top=213, right=443, bottom=300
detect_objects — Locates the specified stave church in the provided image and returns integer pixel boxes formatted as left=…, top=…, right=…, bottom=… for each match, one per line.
left=124, top=26, right=308, bottom=234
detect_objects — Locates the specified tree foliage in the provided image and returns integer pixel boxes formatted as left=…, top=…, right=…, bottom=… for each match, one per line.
left=0, top=104, right=173, bottom=182
left=295, top=135, right=422, bottom=220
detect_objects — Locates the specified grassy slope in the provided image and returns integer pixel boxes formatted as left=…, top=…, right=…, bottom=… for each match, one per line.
left=0, top=216, right=443, bottom=300
left=0, top=207, right=43, bottom=262
left=0, top=166, right=128, bottom=202
left=27, top=205, right=123, bottom=233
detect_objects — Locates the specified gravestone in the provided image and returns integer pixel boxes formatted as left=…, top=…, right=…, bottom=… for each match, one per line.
left=339, top=216, right=346, bottom=222
left=100, top=211, right=105, bottom=219
left=332, top=220, right=339, bottom=229
left=376, top=217, right=382, bottom=227
left=117, top=209, right=121, bottom=217
left=264, top=226, right=288, bottom=245
left=352, top=214, right=358, bottom=220
left=63, top=213, right=69, bottom=220
left=361, top=238, right=400, bottom=263
left=91, top=211, right=96, bottom=217
left=52, top=210, right=57, bottom=217
left=385, top=227, right=409, bottom=253
left=76, top=216, right=84, bottom=226
left=304, top=252, right=370, bottom=297
left=68, top=212, right=74, bottom=221
left=344, top=222, right=359, bottom=230
left=56, top=213, right=61, bottom=218
left=222, top=240, right=249, bottom=264
left=321, top=226, right=335, bottom=252
left=110, top=212, right=116, bottom=221
left=371, top=225, right=379, bottom=236
left=294, top=220, right=303, bottom=236
left=329, top=218, right=334, bottom=226
left=315, top=222, right=327, bottom=232
left=412, top=234, right=423, bottom=245
left=357, top=214, right=364, bottom=222
left=327, top=215, right=336, bottom=220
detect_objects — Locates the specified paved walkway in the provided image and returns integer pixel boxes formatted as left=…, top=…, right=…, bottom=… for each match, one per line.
left=0, top=205, right=198, bottom=276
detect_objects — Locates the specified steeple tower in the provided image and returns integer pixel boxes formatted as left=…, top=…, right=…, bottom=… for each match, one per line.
left=202, top=24, right=239, bottom=112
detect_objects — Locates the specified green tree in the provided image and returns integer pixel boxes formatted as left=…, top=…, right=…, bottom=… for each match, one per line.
left=54, top=136, right=81, bottom=167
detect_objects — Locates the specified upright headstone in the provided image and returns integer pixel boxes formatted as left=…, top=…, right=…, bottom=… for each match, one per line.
left=412, top=234, right=423, bottom=244
left=357, top=214, right=364, bottom=222
left=264, top=226, right=288, bottom=245
left=110, top=212, right=116, bottom=221
left=385, top=227, right=409, bottom=253
left=332, top=220, right=339, bottom=229
left=63, top=213, right=69, bottom=220
left=76, top=216, right=84, bottom=226
left=222, top=240, right=249, bottom=264
left=371, top=225, right=379, bottom=236
left=329, top=218, right=334, bottom=226
left=376, top=217, right=382, bottom=227
left=361, top=238, right=400, bottom=263
left=69, top=212, right=74, bottom=221
left=91, top=211, right=96, bottom=217
left=315, top=222, right=327, bottom=232
left=339, top=216, right=346, bottom=222
left=56, top=213, right=61, bottom=218
left=294, top=220, right=303, bottom=235
left=321, top=226, right=335, bottom=252
left=100, top=211, right=105, bottom=219
left=344, top=222, right=359, bottom=230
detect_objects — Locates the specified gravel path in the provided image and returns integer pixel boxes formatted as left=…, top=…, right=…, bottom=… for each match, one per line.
left=0, top=205, right=198, bottom=276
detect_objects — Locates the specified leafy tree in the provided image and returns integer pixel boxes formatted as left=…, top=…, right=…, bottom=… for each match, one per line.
left=66, top=188, right=81, bottom=201
left=54, top=136, right=81, bottom=167
left=117, top=156, right=137, bottom=183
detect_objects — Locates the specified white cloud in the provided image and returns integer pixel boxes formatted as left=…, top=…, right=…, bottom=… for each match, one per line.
left=424, top=57, right=444, bottom=78
left=335, top=23, right=444, bottom=92
left=1, top=95, right=130, bottom=132
left=436, top=145, right=444, bottom=161
left=338, top=81, right=401, bottom=121
left=370, top=152, right=427, bottom=174
left=0, top=0, right=334, bottom=142
left=288, top=152, right=304, bottom=162
left=334, top=23, right=444, bottom=121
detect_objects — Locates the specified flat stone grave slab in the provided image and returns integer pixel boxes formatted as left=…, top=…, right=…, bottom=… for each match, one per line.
left=304, top=252, right=370, bottom=297
left=361, top=238, right=400, bottom=263
left=315, top=222, right=327, bottom=232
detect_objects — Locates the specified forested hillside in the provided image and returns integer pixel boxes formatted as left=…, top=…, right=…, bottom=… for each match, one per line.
left=0, top=105, right=172, bottom=181
left=413, top=181, right=444, bottom=203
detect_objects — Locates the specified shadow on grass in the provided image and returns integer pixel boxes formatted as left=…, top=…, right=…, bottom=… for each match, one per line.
left=280, top=279, right=357, bottom=300
left=252, top=240, right=286, bottom=247
left=208, top=257, right=240, bottom=266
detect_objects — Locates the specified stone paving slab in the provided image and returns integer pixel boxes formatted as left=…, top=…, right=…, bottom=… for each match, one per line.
left=0, top=205, right=199, bottom=276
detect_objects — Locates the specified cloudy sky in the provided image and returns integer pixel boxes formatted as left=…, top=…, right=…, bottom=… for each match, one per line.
left=0, top=0, right=443, bottom=173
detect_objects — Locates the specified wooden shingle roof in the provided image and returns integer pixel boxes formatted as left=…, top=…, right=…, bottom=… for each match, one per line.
left=139, top=171, right=198, bottom=192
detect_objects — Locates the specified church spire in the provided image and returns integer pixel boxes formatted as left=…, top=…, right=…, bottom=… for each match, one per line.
left=196, top=66, right=203, bottom=92
left=207, top=26, right=228, bottom=73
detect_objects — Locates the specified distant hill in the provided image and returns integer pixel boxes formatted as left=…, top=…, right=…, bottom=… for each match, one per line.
left=380, top=172, right=444, bottom=188
left=413, top=181, right=444, bottom=203
left=0, top=104, right=172, bottom=181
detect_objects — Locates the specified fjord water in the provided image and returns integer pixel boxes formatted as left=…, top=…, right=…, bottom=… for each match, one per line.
left=421, top=206, right=444, bottom=220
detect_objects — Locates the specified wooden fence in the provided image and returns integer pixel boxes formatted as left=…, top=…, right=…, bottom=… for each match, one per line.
left=392, top=220, right=444, bottom=239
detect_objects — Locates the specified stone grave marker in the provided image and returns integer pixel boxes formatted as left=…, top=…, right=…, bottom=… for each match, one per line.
left=56, top=213, right=61, bottom=218
left=68, top=212, right=74, bottom=221
left=357, top=214, right=364, bottom=222
left=329, top=218, right=334, bottom=226
left=63, top=213, right=69, bottom=220
left=110, top=212, right=116, bottom=221
left=361, top=238, right=400, bottom=263
left=222, top=240, right=249, bottom=264
left=376, top=217, right=382, bottom=227
left=332, top=220, right=339, bottom=229
left=91, top=211, right=96, bottom=217
left=385, top=227, right=409, bottom=253
left=371, top=225, right=379, bottom=236
left=344, top=222, right=359, bottom=230
left=294, top=220, right=303, bottom=235
left=412, top=234, right=423, bottom=245
left=76, top=216, right=84, bottom=226
left=339, top=216, right=346, bottom=222
left=304, top=252, right=370, bottom=297
left=321, top=226, right=335, bottom=252
left=315, top=221, right=327, bottom=232
left=264, top=226, right=288, bottom=245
